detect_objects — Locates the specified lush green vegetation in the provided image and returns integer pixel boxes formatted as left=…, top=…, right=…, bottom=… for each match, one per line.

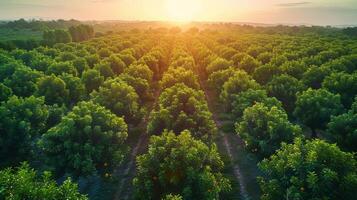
left=0, top=20, right=357, bottom=200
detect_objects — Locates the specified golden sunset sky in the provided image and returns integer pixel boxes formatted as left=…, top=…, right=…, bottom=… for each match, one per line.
left=1, top=0, right=357, bottom=25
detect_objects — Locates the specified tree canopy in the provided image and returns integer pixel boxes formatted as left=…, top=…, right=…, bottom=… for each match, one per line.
left=39, top=101, right=128, bottom=176
left=258, top=138, right=357, bottom=200
left=133, top=130, right=231, bottom=200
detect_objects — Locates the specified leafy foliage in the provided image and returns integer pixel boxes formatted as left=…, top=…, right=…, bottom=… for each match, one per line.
left=3, top=66, right=43, bottom=97
left=160, top=67, right=200, bottom=90
left=81, top=69, right=104, bottom=94
left=39, top=101, right=128, bottom=176
left=91, top=77, right=142, bottom=123
left=294, top=88, right=344, bottom=137
left=236, top=103, right=301, bottom=157
left=133, top=130, right=231, bottom=200
left=0, top=96, right=48, bottom=167
left=322, top=72, right=357, bottom=108
left=0, top=163, right=87, bottom=200
left=258, top=138, right=357, bottom=200
left=327, top=98, right=357, bottom=152
left=36, top=74, right=69, bottom=105
left=220, top=70, right=260, bottom=109
left=148, top=83, right=216, bottom=142
left=266, top=74, right=306, bottom=114
left=231, top=89, right=282, bottom=119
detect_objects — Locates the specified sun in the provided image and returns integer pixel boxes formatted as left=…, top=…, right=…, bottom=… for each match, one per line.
left=165, top=0, right=202, bottom=22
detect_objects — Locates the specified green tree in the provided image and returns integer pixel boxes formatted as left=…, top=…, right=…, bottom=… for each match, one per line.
left=327, top=98, right=357, bottom=151
left=138, top=54, right=160, bottom=80
left=0, top=83, right=12, bottom=102
left=294, top=88, right=344, bottom=138
left=72, top=57, right=89, bottom=75
left=102, top=55, right=127, bottom=75
left=236, top=103, right=301, bottom=157
left=0, top=163, right=87, bottom=200
left=117, top=73, right=151, bottom=101
left=98, top=48, right=112, bottom=58
left=160, top=67, right=200, bottom=90
left=162, top=194, right=183, bottom=200
left=133, top=130, right=231, bottom=200
left=91, top=78, right=141, bottom=123
left=238, top=55, right=261, bottom=74
left=301, top=65, right=331, bottom=89
left=207, top=67, right=236, bottom=92
left=280, top=61, right=307, bottom=79
left=322, top=72, right=357, bottom=108
left=220, top=70, right=260, bottom=109
left=94, top=61, right=114, bottom=78
left=257, top=52, right=273, bottom=64
left=81, top=69, right=104, bottom=94
left=0, top=62, right=20, bottom=82
left=47, top=62, right=78, bottom=76
left=56, top=52, right=77, bottom=62
left=3, top=65, right=43, bottom=97
left=43, top=29, right=72, bottom=46
left=59, top=73, right=85, bottom=105
left=206, top=57, right=232, bottom=75
left=231, top=89, right=282, bottom=119
left=36, top=75, right=69, bottom=105
left=69, top=24, right=94, bottom=42
left=258, top=138, right=357, bottom=200
left=118, top=53, right=136, bottom=67
left=266, top=74, right=306, bottom=114
left=148, top=83, right=216, bottom=142
left=124, top=63, right=153, bottom=82
left=39, top=101, right=128, bottom=176
left=85, top=54, right=100, bottom=68
left=0, top=96, right=48, bottom=167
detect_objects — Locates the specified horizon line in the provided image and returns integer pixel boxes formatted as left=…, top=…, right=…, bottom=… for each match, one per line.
left=0, top=18, right=356, bottom=28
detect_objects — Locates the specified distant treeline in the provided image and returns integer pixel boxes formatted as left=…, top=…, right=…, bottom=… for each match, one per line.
left=343, top=27, right=357, bottom=37
left=0, top=39, right=40, bottom=51
left=0, top=19, right=82, bottom=31
left=43, top=25, right=94, bottom=45
left=0, top=24, right=95, bottom=50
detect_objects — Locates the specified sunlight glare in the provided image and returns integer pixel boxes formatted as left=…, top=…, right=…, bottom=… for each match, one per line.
left=165, top=0, right=202, bottom=22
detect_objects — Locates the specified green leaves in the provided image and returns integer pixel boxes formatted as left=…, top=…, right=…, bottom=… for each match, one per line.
left=327, top=97, right=357, bottom=151
left=160, top=67, right=200, bottom=90
left=258, top=138, right=357, bottom=200
left=39, top=101, right=128, bottom=176
left=91, top=77, right=142, bottom=123
left=134, top=130, right=230, bottom=200
left=236, top=103, right=301, bottom=157
left=0, top=163, right=87, bottom=200
left=294, top=88, right=344, bottom=137
left=220, top=70, right=260, bottom=110
left=266, top=74, right=306, bottom=114
left=322, top=71, right=357, bottom=108
left=148, top=83, right=216, bottom=142
left=0, top=95, right=48, bottom=167
left=36, top=74, right=69, bottom=105
left=206, top=57, right=232, bottom=75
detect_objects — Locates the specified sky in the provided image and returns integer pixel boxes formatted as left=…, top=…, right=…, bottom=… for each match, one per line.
left=0, top=0, right=357, bottom=25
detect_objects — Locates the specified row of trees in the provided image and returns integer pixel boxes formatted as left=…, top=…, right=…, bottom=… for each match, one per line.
left=192, top=30, right=357, bottom=199
left=43, top=25, right=94, bottom=45
left=0, top=31, right=172, bottom=198
left=1, top=25, right=357, bottom=199
left=1, top=19, right=81, bottom=31
left=134, top=40, right=230, bottom=199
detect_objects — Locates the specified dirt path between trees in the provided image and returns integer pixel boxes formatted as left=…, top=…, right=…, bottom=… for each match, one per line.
left=113, top=90, right=160, bottom=200
left=199, top=79, right=251, bottom=200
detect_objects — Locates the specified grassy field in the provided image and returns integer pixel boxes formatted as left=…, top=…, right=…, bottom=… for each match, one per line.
left=0, top=28, right=42, bottom=41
